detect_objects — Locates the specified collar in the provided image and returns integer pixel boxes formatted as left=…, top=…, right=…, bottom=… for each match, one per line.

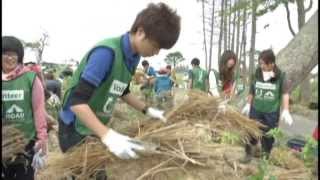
left=122, top=32, right=140, bottom=61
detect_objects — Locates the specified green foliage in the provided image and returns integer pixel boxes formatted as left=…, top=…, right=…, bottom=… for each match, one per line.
left=266, top=127, right=285, bottom=140
left=220, top=131, right=241, bottom=145
left=266, top=127, right=286, bottom=148
left=301, top=136, right=318, bottom=167
left=247, top=156, right=277, bottom=180
left=164, top=51, right=185, bottom=68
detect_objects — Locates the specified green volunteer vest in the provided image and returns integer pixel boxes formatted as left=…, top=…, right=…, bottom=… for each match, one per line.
left=2, top=72, right=36, bottom=140
left=62, top=36, right=135, bottom=135
left=252, top=73, right=284, bottom=113
left=191, top=67, right=208, bottom=91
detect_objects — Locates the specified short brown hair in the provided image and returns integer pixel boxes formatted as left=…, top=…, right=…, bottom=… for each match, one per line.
left=259, top=49, right=275, bottom=64
left=130, top=2, right=181, bottom=49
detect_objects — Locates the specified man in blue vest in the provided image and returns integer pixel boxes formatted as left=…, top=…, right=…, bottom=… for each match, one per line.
left=58, top=3, right=180, bottom=179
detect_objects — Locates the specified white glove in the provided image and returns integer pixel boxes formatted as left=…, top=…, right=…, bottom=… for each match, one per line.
left=101, top=129, right=145, bottom=159
left=280, top=109, right=293, bottom=126
left=241, top=103, right=251, bottom=116
left=217, top=99, right=229, bottom=114
left=32, top=149, right=47, bottom=170
left=47, top=93, right=61, bottom=106
left=146, top=107, right=167, bottom=123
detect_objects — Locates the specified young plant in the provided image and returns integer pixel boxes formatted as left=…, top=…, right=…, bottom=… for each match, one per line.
left=247, top=156, right=277, bottom=180
left=220, top=131, right=241, bottom=145
left=266, top=127, right=285, bottom=147
left=301, top=136, right=318, bottom=168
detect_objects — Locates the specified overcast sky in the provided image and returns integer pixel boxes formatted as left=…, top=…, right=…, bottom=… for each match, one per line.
left=2, top=0, right=318, bottom=72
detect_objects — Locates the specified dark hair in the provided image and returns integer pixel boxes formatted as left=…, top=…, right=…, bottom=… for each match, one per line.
left=219, top=50, right=237, bottom=85
left=166, top=64, right=172, bottom=70
left=24, top=62, right=36, bottom=66
left=141, top=60, right=149, bottom=67
left=191, top=58, right=200, bottom=66
left=2, top=36, right=24, bottom=64
left=259, top=49, right=275, bottom=64
left=130, top=2, right=181, bottom=49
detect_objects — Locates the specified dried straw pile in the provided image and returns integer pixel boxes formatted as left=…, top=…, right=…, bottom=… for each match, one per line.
left=38, top=91, right=268, bottom=180
left=2, top=124, right=28, bottom=161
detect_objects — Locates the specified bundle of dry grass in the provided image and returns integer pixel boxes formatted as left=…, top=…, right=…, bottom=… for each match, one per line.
left=270, top=147, right=305, bottom=170
left=2, top=124, right=28, bottom=161
left=38, top=91, right=266, bottom=180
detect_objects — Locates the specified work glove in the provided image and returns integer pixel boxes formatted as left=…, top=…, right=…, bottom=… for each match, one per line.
left=32, top=139, right=48, bottom=170
left=146, top=107, right=167, bottom=123
left=47, top=93, right=61, bottom=107
left=101, top=129, right=145, bottom=159
left=241, top=103, right=251, bottom=116
left=32, top=148, right=47, bottom=170
left=217, top=99, right=229, bottom=114
left=280, top=109, right=293, bottom=126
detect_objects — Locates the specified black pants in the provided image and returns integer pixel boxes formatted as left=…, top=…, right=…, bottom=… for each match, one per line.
left=58, top=117, right=85, bottom=153
left=246, top=107, right=280, bottom=155
left=58, top=118, right=107, bottom=180
left=2, top=140, right=35, bottom=180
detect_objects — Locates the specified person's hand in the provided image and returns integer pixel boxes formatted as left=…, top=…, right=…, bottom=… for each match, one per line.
left=241, top=103, right=251, bottom=116
left=101, top=129, right=145, bottom=159
left=280, top=109, right=293, bottom=126
left=217, top=100, right=228, bottom=114
left=146, top=107, right=167, bottom=123
left=32, top=148, right=47, bottom=170
left=47, top=93, right=61, bottom=107
left=34, top=140, right=48, bottom=156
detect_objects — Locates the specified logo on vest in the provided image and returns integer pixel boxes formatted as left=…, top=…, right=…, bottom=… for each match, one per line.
left=2, top=90, right=24, bottom=101
left=5, top=104, right=24, bottom=120
left=109, top=80, right=128, bottom=96
left=264, top=91, right=275, bottom=100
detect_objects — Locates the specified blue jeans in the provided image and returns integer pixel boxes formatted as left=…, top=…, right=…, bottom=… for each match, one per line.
left=247, top=107, right=280, bottom=155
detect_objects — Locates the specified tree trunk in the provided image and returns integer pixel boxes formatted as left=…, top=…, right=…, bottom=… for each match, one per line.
left=201, top=0, right=208, bottom=69
left=295, top=0, right=313, bottom=104
left=249, top=0, right=257, bottom=83
left=296, top=0, right=305, bottom=29
left=231, top=0, right=236, bottom=51
left=223, top=0, right=228, bottom=52
left=235, top=6, right=241, bottom=60
left=228, top=0, right=232, bottom=50
left=276, top=11, right=318, bottom=92
left=208, top=0, right=215, bottom=72
left=284, top=2, right=296, bottom=37
left=218, top=0, right=225, bottom=65
left=239, top=5, right=247, bottom=76
left=299, top=76, right=312, bottom=105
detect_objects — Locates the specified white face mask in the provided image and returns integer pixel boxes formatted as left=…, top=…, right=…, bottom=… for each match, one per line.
left=262, top=71, right=275, bottom=81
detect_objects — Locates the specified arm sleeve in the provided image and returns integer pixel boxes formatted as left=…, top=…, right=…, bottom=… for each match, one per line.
left=32, top=77, right=48, bottom=142
left=81, top=47, right=115, bottom=87
left=69, top=47, right=115, bottom=105
left=69, top=78, right=96, bottom=105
